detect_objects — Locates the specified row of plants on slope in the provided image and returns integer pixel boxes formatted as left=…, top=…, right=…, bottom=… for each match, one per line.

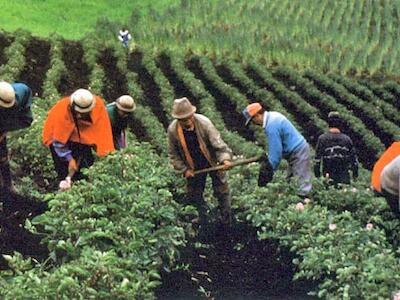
left=0, top=142, right=187, bottom=299
left=227, top=164, right=400, bottom=300
left=304, top=69, right=400, bottom=147
left=270, top=66, right=385, bottom=168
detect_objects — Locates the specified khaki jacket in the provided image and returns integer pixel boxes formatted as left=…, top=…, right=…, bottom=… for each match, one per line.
left=167, top=114, right=232, bottom=174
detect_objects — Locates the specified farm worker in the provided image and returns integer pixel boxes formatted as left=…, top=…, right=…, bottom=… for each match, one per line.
left=242, top=102, right=312, bottom=197
left=371, top=142, right=400, bottom=215
left=167, top=97, right=233, bottom=226
left=0, top=81, right=33, bottom=194
left=43, top=88, right=114, bottom=186
left=314, top=111, right=358, bottom=186
left=106, top=95, right=136, bottom=150
left=118, top=28, right=132, bottom=48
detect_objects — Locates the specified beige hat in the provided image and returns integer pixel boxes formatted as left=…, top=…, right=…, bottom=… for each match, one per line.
left=70, top=89, right=95, bottom=113
left=171, top=97, right=196, bottom=119
left=0, top=81, right=16, bottom=108
left=116, top=95, right=136, bottom=112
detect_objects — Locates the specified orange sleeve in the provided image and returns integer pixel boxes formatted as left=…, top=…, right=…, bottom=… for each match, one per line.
left=371, top=142, right=400, bottom=192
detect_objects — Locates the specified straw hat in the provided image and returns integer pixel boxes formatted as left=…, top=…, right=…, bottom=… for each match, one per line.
left=116, top=95, right=136, bottom=112
left=70, top=89, right=95, bottom=113
left=0, top=81, right=16, bottom=108
left=171, top=97, right=196, bottom=119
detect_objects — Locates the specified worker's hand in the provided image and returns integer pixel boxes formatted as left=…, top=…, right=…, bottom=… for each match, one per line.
left=222, top=160, right=232, bottom=170
left=68, top=158, right=78, bottom=173
left=184, top=169, right=195, bottom=178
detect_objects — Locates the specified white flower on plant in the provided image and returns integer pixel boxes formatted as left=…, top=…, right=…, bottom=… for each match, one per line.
left=343, top=188, right=348, bottom=192
left=295, top=202, right=305, bottom=212
left=393, top=291, right=400, bottom=300
left=329, top=223, right=337, bottom=231
left=352, top=187, right=357, bottom=193
left=325, top=173, right=330, bottom=178
left=366, top=223, right=373, bottom=231
left=304, top=198, right=311, bottom=204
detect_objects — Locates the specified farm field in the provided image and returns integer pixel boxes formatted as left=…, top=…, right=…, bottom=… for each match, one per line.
left=0, top=0, right=400, bottom=299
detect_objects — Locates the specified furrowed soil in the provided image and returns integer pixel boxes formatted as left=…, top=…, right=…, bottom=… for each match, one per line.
left=156, top=219, right=317, bottom=300
left=0, top=188, right=47, bottom=270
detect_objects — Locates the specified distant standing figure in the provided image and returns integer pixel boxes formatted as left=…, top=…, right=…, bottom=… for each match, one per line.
left=242, top=102, right=312, bottom=197
left=42, top=88, right=115, bottom=185
left=314, top=112, right=358, bottom=186
left=0, top=81, right=33, bottom=194
left=106, top=95, right=136, bottom=150
left=118, top=28, right=132, bottom=48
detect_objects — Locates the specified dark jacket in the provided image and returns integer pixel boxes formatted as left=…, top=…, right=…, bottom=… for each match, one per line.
left=314, top=130, right=358, bottom=185
left=167, top=114, right=232, bottom=174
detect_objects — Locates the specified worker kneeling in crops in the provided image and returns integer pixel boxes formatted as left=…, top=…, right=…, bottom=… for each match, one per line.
left=43, top=88, right=114, bottom=187
left=242, top=102, right=312, bottom=197
left=371, top=142, right=400, bottom=216
left=0, top=81, right=33, bottom=194
left=167, top=97, right=233, bottom=226
left=314, top=112, right=359, bottom=186
left=106, top=95, right=136, bottom=150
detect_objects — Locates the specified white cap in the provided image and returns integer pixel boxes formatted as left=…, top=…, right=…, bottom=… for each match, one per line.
left=70, top=89, right=95, bottom=113
left=116, top=95, right=136, bottom=112
left=0, top=81, right=16, bottom=108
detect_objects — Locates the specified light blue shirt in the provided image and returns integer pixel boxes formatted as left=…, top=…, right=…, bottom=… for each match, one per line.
left=263, top=111, right=306, bottom=170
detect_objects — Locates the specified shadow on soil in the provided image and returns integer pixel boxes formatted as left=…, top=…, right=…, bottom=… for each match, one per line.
left=155, top=216, right=318, bottom=300
left=0, top=188, right=48, bottom=270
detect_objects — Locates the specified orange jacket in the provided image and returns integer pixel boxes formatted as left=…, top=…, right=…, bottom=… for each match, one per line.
left=42, top=96, right=115, bottom=156
left=371, top=142, right=400, bottom=192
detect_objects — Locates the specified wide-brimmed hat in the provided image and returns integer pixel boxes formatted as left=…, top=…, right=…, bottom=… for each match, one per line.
left=70, top=89, right=96, bottom=113
left=116, top=95, right=136, bottom=112
left=0, top=81, right=16, bottom=108
left=242, top=102, right=262, bottom=126
left=171, top=97, right=196, bottom=119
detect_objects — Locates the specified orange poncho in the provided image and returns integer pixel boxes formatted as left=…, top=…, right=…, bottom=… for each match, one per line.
left=371, top=142, right=400, bottom=192
left=42, top=96, right=115, bottom=156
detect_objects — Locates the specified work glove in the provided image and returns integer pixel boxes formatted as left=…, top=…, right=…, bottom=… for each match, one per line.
left=68, top=158, right=78, bottom=173
left=258, top=155, right=274, bottom=187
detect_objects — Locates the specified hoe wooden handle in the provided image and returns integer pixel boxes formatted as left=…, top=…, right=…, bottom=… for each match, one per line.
left=194, top=156, right=260, bottom=175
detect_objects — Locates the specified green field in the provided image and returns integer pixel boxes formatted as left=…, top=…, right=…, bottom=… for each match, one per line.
left=0, top=0, right=179, bottom=39
left=2, top=0, right=400, bottom=77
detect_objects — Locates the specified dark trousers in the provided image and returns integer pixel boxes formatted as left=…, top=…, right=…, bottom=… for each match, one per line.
left=0, top=135, right=12, bottom=188
left=50, top=142, right=95, bottom=181
left=186, top=170, right=232, bottom=225
left=382, top=189, right=400, bottom=217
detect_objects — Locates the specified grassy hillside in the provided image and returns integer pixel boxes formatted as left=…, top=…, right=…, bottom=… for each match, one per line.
left=123, top=0, right=400, bottom=78
left=0, top=0, right=179, bottom=39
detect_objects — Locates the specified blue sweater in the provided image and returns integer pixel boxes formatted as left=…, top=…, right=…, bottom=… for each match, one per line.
left=264, top=112, right=306, bottom=170
left=0, top=83, right=33, bottom=132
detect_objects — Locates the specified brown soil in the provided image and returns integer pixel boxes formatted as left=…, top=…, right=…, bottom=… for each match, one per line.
left=186, top=57, right=256, bottom=142
left=0, top=189, right=48, bottom=270
left=127, top=50, right=170, bottom=130
left=58, top=40, right=90, bottom=96
left=17, top=37, right=51, bottom=98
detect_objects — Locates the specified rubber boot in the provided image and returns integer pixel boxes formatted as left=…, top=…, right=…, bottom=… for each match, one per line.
left=0, top=161, right=16, bottom=195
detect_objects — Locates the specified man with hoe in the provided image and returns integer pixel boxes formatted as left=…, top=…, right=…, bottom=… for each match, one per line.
left=0, top=81, right=33, bottom=194
left=167, top=97, right=233, bottom=226
left=242, top=102, right=312, bottom=197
